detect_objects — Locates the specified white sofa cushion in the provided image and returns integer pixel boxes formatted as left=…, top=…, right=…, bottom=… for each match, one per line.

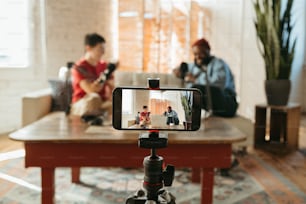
left=22, top=88, right=52, bottom=126
left=114, top=71, right=134, bottom=86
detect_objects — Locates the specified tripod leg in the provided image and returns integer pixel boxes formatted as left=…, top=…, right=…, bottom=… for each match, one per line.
left=158, top=189, right=176, bottom=204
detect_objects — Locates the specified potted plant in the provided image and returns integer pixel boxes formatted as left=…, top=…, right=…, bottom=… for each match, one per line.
left=181, top=91, right=192, bottom=130
left=253, top=0, right=296, bottom=105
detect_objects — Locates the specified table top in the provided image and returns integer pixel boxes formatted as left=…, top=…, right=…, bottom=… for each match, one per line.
left=256, top=103, right=301, bottom=109
left=10, top=112, right=246, bottom=144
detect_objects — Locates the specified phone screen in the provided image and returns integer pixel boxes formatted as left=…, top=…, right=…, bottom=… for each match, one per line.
left=112, top=87, right=202, bottom=131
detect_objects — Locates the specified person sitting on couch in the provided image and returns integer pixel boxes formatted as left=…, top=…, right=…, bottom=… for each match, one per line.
left=164, top=106, right=179, bottom=125
left=139, top=105, right=151, bottom=128
left=173, top=38, right=239, bottom=176
left=70, top=33, right=117, bottom=123
left=173, top=38, right=238, bottom=118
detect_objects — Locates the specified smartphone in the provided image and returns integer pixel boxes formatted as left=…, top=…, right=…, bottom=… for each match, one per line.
left=112, top=87, right=202, bottom=131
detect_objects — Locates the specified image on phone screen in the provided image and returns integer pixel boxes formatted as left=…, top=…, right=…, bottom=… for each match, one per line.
left=113, top=87, right=202, bottom=131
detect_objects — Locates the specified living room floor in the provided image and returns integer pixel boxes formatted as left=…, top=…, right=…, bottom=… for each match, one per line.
left=1, top=113, right=306, bottom=199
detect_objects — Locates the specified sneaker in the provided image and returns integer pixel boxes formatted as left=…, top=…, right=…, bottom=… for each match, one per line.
left=88, top=117, right=103, bottom=126
left=219, top=158, right=239, bottom=177
left=81, top=115, right=103, bottom=126
left=81, top=115, right=98, bottom=123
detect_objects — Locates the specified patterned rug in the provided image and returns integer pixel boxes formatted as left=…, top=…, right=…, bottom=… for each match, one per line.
left=0, top=150, right=305, bottom=204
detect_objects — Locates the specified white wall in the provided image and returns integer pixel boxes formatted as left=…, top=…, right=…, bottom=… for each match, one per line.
left=303, top=1, right=306, bottom=110
left=290, top=0, right=306, bottom=109
left=0, top=0, right=47, bottom=133
left=0, top=0, right=305, bottom=133
left=239, top=0, right=267, bottom=119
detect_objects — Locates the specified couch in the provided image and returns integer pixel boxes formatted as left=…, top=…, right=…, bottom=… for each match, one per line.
left=22, top=71, right=183, bottom=126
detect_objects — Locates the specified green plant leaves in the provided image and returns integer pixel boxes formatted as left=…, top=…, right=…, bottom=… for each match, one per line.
left=253, top=0, right=295, bottom=80
left=181, top=91, right=192, bottom=121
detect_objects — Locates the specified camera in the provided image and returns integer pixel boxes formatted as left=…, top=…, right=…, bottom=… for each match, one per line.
left=99, top=62, right=117, bottom=83
left=179, top=62, right=188, bottom=79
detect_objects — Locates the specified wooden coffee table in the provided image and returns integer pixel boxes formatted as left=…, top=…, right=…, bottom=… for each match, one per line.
left=10, top=112, right=246, bottom=204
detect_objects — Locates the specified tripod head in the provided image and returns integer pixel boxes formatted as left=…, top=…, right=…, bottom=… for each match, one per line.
left=139, top=131, right=167, bottom=149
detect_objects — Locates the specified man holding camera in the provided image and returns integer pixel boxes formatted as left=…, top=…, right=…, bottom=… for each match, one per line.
left=173, top=38, right=238, bottom=118
left=70, top=33, right=117, bottom=122
left=164, top=106, right=179, bottom=125
left=174, top=38, right=239, bottom=176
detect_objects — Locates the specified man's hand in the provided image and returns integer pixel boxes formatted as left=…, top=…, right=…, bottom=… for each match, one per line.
left=80, top=79, right=103, bottom=94
left=172, top=67, right=181, bottom=78
left=184, top=73, right=196, bottom=83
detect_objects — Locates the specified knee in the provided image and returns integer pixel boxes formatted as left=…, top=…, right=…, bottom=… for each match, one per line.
left=83, top=93, right=103, bottom=115
left=86, top=93, right=102, bottom=105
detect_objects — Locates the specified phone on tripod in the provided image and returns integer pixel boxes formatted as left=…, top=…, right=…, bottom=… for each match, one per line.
left=112, top=87, right=202, bottom=131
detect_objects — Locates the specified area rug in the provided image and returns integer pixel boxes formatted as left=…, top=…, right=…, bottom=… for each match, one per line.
left=0, top=151, right=305, bottom=204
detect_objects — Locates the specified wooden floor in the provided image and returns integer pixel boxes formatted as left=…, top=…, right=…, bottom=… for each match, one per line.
left=0, top=132, right=23, bottom=152
left=258, top=114, right=306, bottom=194
left=1, top=114, right=306, bottom=197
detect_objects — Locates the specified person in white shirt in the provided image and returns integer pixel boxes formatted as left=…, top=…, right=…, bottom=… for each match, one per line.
left=164, top=106, right=179, bottom=125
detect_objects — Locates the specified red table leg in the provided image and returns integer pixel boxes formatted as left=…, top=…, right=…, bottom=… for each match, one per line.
left=201, top=168, right=214, bottom=204
left=41, top=168, right=55, bottom=204
left=71, top=167, right=81, bottom=183
left=191, top=168, right=201, bottom=183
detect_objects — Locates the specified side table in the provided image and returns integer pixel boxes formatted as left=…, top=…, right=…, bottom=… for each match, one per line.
left=254, top=103, right=301, bottom=150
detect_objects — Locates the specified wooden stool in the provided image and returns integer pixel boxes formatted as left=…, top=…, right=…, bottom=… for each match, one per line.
left=254, top=103, right=301, bottom=150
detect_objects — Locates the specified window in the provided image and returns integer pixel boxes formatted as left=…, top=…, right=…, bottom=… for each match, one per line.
left=0, top=0, right=29, bottom=68
left=149, top=90, right=169, bottom=114
left=122, top=89, right=133, bottom=114
left=118, top=0, right=212, bottom=73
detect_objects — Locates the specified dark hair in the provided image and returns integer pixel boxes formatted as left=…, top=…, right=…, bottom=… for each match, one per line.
left=143, top=105, right=148, bottom=109
left=84, top=33, right=105, bottom=47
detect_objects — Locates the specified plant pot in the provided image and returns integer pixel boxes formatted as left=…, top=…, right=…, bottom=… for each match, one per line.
left=183, top=121, right=192, bottom=130
left=265, top=79, right=291, bottom=106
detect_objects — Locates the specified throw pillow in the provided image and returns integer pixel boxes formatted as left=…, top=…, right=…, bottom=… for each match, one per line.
left=48, top=79, right=72, bottom=112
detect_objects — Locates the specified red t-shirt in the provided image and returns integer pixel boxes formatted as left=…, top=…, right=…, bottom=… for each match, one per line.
left=140, top=111, right=150, bottom=122
left=71, top=59, right=110, bottom=103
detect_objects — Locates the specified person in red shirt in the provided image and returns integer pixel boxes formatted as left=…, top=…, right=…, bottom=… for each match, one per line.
left=139, top=105, right=151, bottom=127
left=70, top=33, right=116, bottom=119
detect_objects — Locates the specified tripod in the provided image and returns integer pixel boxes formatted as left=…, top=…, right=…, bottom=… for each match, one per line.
left=126, top=131, right=176, bottom=204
